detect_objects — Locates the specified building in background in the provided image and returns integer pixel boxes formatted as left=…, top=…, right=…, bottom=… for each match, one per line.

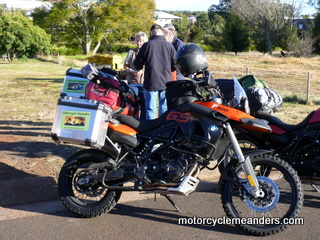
left=0, top=0, right=47, bottom=11
left=188, top=16, right=196, bottom=25
left=293, top=17, right=315, bottom=31
left=154, top=11, right=181, bottom=27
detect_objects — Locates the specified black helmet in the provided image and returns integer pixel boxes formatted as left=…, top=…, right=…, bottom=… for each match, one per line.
left=176, top=44, right=208, bottom=76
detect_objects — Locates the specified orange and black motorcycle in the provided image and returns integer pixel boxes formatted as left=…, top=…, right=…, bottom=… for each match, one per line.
left=55, top=69, right=303, bottom=236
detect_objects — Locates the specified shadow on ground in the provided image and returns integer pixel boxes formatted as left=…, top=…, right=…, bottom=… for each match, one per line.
left=0, top=120, right=84, bottom=206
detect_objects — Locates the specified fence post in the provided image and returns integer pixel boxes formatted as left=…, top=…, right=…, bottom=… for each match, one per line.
left=307, top=72, right=311, bottom=104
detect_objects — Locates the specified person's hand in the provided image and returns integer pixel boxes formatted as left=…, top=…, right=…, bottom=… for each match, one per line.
left=129, top=68, right=138, bottom=77
left=131, top=69, right=142, bottom=78
left=135, top=70, right=142, bottom=78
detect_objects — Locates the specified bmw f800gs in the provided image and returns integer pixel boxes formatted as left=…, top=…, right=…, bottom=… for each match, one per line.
left=55, top=71, right=303, bottom=236
left=216, top=74, right=320, bottom=190
left=236, top=106, right=320, bottom=190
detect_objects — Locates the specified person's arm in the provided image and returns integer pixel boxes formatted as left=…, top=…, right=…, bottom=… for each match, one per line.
left=124, top=50, right=140, bottom=78
left=133, top=46, right=145, bottom=71
left=124, top=50, right=132, bottom=70
left=170, top=47, right=177, bottom=72
left=171, top=71, right=177, bottom=81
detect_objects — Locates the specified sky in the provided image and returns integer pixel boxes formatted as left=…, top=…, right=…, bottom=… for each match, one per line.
left=154, top=0, right=317, bottom=15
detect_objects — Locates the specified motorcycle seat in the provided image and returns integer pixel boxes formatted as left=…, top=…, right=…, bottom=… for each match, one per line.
left=113, top=103, right=228, bottom=133
left=113, top=112, right=168, bottom=133
left=255, top=111, right=315, bottom=132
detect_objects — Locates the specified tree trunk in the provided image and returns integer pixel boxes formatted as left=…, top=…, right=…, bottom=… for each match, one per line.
left=268, top=45, right=273, bottom=55
left=92, top=41, right=101, bottom=55
left=7, top=52, right=13, bottom=63
left=266, top=37, right=273, bottom=55
left=85, top=41, right=92, bottom=55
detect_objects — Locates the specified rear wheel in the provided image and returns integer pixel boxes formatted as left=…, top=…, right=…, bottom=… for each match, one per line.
left=221, top=154, right=304, bottom=236
left=58, top=149, right=122, bottom=218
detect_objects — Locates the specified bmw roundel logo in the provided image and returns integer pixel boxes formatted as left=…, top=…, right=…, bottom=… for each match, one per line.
left=209, top=125, right=218, bottom=132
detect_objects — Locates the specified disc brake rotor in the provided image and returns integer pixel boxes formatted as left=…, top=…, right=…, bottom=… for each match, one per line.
left=244, top=176, right=280, bottom=212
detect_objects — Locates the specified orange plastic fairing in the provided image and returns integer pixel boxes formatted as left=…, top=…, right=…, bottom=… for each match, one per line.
left=195, top=102, right=255, bottom=122
left=109, top=123, right=137, bottom=136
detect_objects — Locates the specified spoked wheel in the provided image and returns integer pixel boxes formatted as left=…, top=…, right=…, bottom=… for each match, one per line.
left=237, top=136, right=273, bottom=177
left=238, top=139, right=260, bottom=150
left=58, top=149, right=122, bottom=218
left=219, top=139, right=266, bottom=174
left=221, top=154, right=304, bottom=236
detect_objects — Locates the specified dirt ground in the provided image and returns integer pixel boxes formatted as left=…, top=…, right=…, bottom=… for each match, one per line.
left=0, top=120, right=220, bottom=206
left=0, top=120, right=84, bottom=182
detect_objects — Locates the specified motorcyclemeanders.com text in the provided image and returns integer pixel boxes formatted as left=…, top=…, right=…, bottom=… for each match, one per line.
left=178, top=216, right=304, bottom=227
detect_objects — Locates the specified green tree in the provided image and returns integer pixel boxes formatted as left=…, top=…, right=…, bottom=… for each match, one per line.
left=313, top=13, right=320, bottom=53
left=189, top=25, right=205, bottom=43
left=0, top=11, right=51, bottom=62
left=32, top=0, right=155, bottom=55
left=195, top=12, right=211, bottom=33
left=208, top=0, right=230, bottom=19
left=307, top=0, right=319, bottom=8
left=194, top=12, right=212, bottom=43
left=209, top=12, right=226, bottom=36
left=172, top=15, right=190, bottom=42
left=224, top=13, right=251, bottom=54
left=231, top=0, right=300, bottom=55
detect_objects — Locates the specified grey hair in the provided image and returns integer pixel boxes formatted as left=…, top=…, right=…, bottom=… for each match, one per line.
left=135, top=31, right=148, bottom=43
left=163, top=29, right=174, bottom=43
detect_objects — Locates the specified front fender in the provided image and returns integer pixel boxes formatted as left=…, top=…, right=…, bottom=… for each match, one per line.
left=243, top=149, right=272, bottom=158
left=217, top=149, right=272, bottom=192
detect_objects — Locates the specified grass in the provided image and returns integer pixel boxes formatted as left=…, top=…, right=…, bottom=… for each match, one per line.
left=1, top=53, right=320, bottom=125
left=206, top=52, right=320, bottom=123
left=0, top=59, right=71, bottom=122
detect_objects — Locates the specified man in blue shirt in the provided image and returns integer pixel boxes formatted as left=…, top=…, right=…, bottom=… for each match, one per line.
left=134, top=24, right=177, bottom=120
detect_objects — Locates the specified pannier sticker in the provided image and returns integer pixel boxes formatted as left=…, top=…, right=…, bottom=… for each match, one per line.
left=63, top=79, right=87, bottom=93
left=60, top=110, right=91, bottom=131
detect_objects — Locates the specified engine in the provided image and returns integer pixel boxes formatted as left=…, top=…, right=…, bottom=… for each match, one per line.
left=146, top=146, right=194, bottom=183
left=290, top=144, right=320, bottom=177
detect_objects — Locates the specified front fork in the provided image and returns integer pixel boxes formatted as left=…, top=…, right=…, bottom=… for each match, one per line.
left=224, top=122, right=265, bottom=198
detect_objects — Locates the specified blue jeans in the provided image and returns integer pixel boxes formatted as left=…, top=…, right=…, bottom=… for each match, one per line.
left=143, top=89, right=167, bottom=120
left=129, top=83, right=146, bottom=119
left=128, top=83, right=141, bottom=96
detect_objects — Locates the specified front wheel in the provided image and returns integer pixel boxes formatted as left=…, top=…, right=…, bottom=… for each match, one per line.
left=221, top=154, right=303, bottom=236
left=58, top=149, right=122, bottom=218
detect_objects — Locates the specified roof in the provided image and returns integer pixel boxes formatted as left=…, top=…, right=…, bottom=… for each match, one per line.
left=155, top=11, right=181, bottom=20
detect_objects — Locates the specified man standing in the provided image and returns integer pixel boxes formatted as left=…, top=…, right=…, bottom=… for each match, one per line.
left=163, top=23, right=185, bottom=80
left=134, top=24, right=176, bottom=120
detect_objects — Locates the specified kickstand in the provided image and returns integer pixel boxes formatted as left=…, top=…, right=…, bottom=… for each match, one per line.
left=311, top=184, right=320, bottom=192
left=162, top=194, right=181, bottom=212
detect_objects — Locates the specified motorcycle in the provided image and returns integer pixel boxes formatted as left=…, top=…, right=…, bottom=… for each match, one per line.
left=216, top=76, right=320, bottom=191
left=55, top=70, right=303, bottom=236
left=235, top=99, right=320, bottom=191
